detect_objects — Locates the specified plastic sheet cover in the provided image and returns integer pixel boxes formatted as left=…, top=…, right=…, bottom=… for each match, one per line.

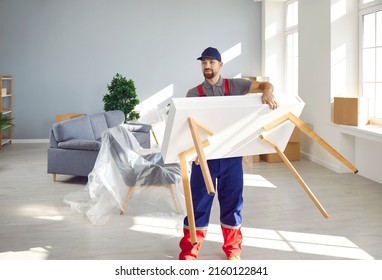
left=63, top=124, right=185, bottom=229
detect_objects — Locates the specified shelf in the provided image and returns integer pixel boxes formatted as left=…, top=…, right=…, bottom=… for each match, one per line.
left=0, top=75, right=13, bottom=150
left=1, top=124, right=12, bottom=130
left=0, top=75, right=13, bottom=80
left=332, top=123, right=382, bottom=144
left=1, top=138, right=11, bottom=146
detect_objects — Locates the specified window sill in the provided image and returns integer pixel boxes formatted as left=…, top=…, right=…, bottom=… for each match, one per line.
left=332, top=122, right=382, bottom=143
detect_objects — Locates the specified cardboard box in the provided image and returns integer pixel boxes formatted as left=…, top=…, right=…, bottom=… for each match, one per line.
left=289, top=127, right=301, bottom=143
left=56, top=113, right=86, bottom=123
left=1, top=88, right=6, bottom=96
left=242, top=76, right=270, bottom=82
left=253, top=155, right=260, bottom=163
left=260, top=142, right=300, bottom=163
left=333, top=97, right=368, bottom=126
left=242, top=155, right=260, bottom=164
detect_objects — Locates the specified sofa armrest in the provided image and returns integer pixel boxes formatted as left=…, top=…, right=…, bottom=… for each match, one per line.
left=49, top=129, right=59, bottom=148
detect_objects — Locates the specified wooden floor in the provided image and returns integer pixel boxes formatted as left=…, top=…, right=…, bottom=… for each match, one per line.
left=0, top=143, right=381, bottom=260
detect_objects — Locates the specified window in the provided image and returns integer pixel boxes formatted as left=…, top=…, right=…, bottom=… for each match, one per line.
left=360, top=0, right=382, bottom=122
left=285, top=0, right=298, bottom=96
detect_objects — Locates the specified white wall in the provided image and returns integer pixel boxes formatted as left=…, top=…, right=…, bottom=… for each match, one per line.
left=0, top=0, right=262, bottom=139
left=298, top=0, right=336, bottom=168
left=354, top=137, right=382, bottom=183
left=331, top=0, right=359, bottom=100
left=298, top=0, right=382, bottom=184
left=297, top=0, right=360, bottom=172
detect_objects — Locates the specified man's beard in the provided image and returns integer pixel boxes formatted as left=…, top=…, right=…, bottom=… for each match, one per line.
left=203, top=69, right=216, bottom=79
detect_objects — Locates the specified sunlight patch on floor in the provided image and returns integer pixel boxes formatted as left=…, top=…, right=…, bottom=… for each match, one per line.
left=35, top=215, right=65, bottom=221
left=0, top=246, right=50, bottom=260
left=129, top=215, right=183, bottom=237
left=18, top=204, right=66, bottom=221
left=127, top=219, right=374, bottom=259
left=243, top=173, right=277, bottom=188
left=205, top=224, right=374, bottom=260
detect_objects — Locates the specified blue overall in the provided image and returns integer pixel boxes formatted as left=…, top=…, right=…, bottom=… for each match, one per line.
left=183, top=157, right=244, bottom=229
left=180, top=77, right=251, bottom=259
left=183, top=78, right=245, bottom=229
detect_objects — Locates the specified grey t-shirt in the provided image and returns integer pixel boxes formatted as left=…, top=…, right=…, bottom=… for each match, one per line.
left=186, top=76, right=252, bottom=97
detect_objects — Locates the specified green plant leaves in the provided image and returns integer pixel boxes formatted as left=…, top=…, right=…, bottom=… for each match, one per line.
left=103, top=73, right=140, bottom=122
left=0, top=112, right=14, bottom=130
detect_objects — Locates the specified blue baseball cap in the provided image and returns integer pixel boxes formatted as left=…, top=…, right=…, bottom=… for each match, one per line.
left=197, top=47, right=222, bottom=62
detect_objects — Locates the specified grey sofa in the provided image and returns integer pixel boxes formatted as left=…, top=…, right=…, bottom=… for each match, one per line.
left=47, top=110, right=151, bottom=181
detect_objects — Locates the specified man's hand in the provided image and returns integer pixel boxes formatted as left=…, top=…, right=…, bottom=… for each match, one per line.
left=262, top=91, right=279, bottom=110
left=194, top=157, right=200, bottom=165
left=249, top=81, right=279, bottom=110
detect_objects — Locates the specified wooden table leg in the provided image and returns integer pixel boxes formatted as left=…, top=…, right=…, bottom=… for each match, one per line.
left=263, top=112, right=358, bottom=173
left=260, top=134, right=330, bottom=219
left=178, top=138, right=211, bottom=245
left=179, top=152, right=198, bottom=245
left=188, top=118, right=215, bottom=195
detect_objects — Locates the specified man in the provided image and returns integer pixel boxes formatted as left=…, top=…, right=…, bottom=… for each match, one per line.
left=179, top=47, right=278, bottom=260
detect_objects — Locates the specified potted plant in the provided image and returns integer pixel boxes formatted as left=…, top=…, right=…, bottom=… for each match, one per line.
left=103, top=73, right=140, bottom=123
left=0, top=112, right=13, bottom=130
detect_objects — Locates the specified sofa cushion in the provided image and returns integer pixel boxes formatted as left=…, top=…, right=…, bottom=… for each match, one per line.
left=53, top=116, right=95, bottom=142
left=104, top=110, right=125, bottom=127
left=57, top=139, right=101, bottom=151
left=89, top=113, right=108, bottom=140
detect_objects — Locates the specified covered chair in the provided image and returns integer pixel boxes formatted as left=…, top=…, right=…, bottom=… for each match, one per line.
left=64, top=124, right=185, bottom=225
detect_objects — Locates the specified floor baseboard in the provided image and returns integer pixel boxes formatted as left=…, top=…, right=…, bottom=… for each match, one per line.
left=11, top=139, right=49, bottom=144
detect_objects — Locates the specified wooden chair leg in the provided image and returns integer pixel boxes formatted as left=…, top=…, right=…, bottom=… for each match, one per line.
left=120, top=187, right=137, bottom=215
left=120, top=184, right=182, bottom=216
left=151, top=128, right=159, bottom=146
left=167, top=184, right=182, bottom=214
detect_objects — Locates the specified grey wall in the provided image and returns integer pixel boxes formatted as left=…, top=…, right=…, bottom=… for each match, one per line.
left=0, top=0, right=262, bottom=139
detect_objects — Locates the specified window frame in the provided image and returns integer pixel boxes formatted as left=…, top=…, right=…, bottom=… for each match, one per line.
left=359, top=0, right=382, bottom=124
left=285, top=0, right=299, bottom=96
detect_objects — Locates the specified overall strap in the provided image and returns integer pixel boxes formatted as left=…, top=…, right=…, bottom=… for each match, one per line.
left=223, top=78, right=230, bottom=95
left=197, top=79, right=230, bottom=96
left=197, top=84, right=204, bottom=96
